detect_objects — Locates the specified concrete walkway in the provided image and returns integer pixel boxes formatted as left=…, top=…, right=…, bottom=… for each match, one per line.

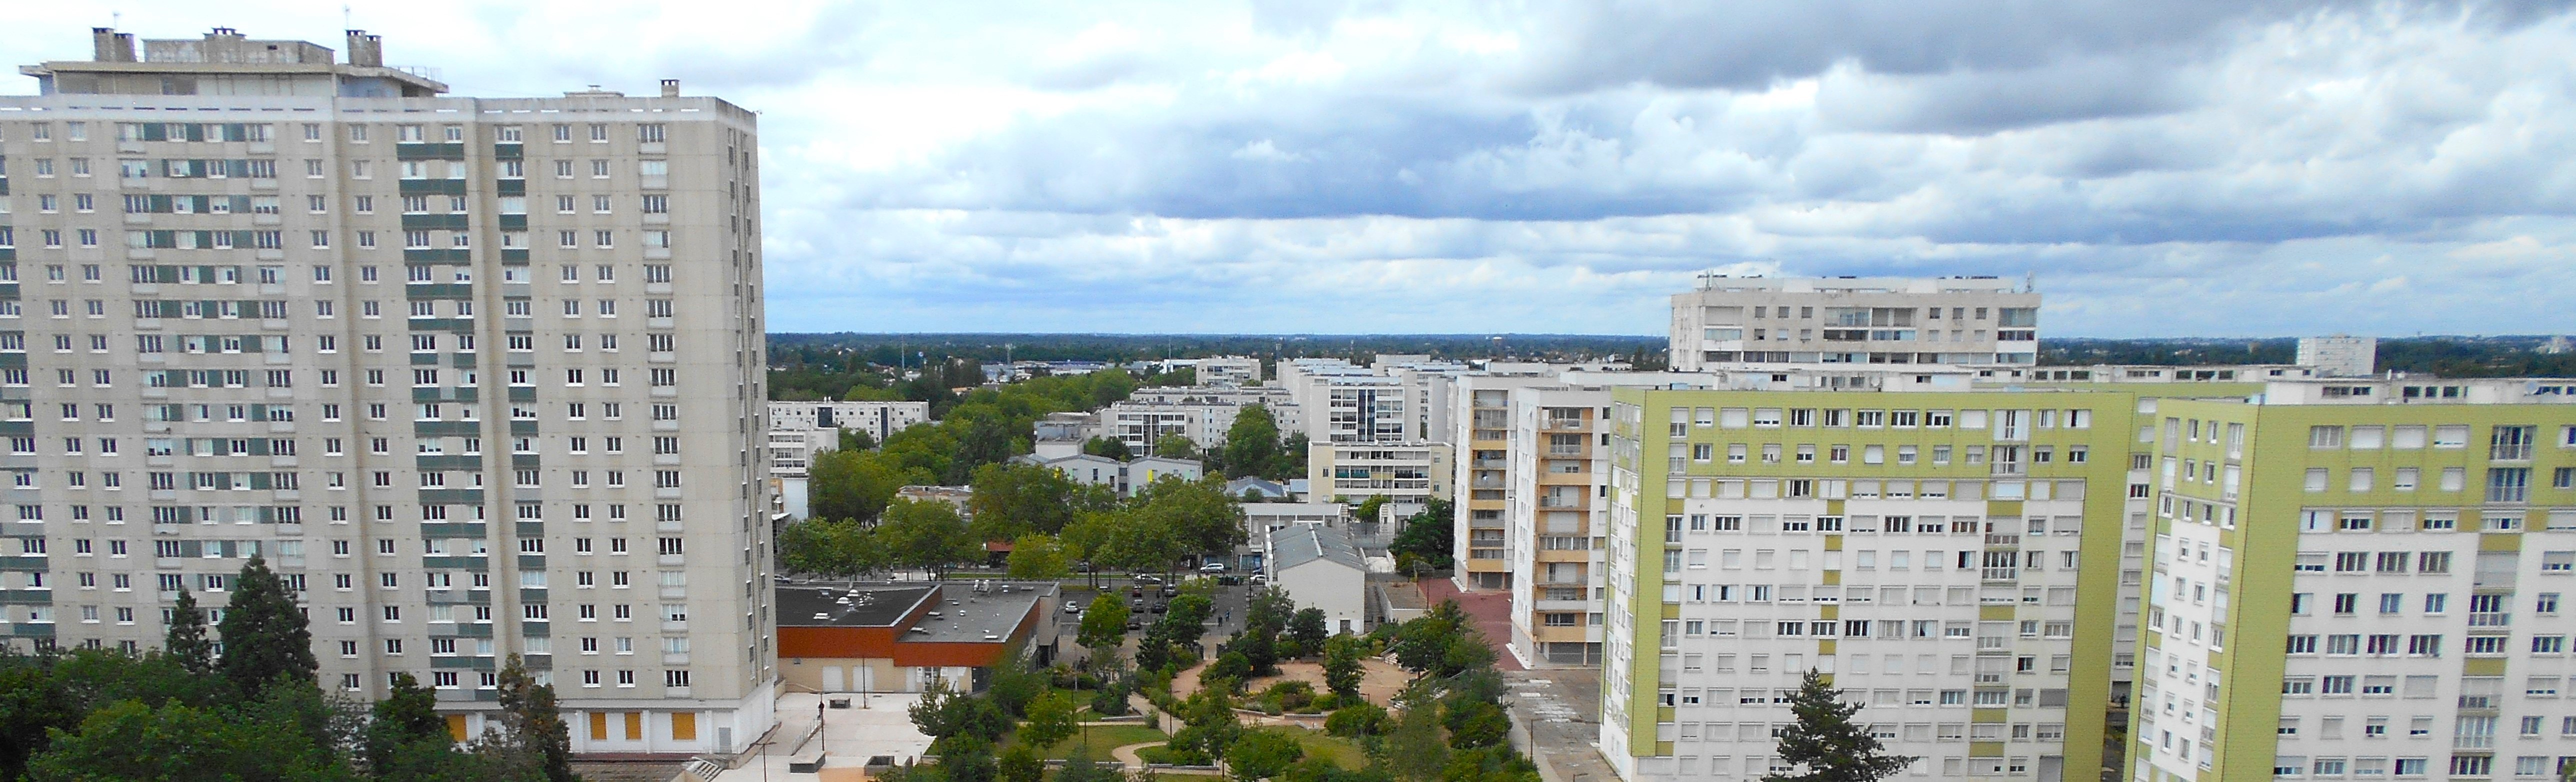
left=1108, top=740, right=1166, bottom=768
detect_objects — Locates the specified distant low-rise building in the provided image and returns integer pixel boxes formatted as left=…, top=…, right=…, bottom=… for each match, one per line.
left=766, top=400, right=934, bottom=477
left=1014, top=454, right=1206, bottom=496
left=1308, top=440, right=1452, bottom=515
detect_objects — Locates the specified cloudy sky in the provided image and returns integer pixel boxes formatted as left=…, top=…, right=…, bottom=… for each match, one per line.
left=9, top=1, right=2576, bottom=337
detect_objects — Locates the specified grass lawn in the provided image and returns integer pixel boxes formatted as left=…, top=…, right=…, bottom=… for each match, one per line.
left=1258, top=726, right=1367, bottom=769
left=1016, top=723, right=1170, bottom=760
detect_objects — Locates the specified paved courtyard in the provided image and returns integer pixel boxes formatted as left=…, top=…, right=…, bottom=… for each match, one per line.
left=709, top=692, right=934, bottom=782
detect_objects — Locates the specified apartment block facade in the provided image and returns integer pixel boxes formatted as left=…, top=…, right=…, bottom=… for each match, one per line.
left=0, top=29, right=774, bottom=754
left=1602, top=387, right=2142, bottom=782
left=1670, top=277, right=2040, bottom=372
left=2132, top=380, right=2576, bottom=782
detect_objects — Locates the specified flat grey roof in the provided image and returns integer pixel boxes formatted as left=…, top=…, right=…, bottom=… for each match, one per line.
left=777, top=584, right=937, bottom=628
left=913, top=582, right=1054, bottom=643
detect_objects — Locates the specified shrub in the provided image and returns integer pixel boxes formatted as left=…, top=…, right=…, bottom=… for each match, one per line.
left=1324, top=702, right=1388, bottom=738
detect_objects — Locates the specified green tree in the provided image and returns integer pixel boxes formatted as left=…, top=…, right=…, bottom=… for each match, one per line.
left=1219, top=405, right=1284, bottom=479
left=27, top=698, right=358, bottom=781
left=1089, top=511, right=1182, bottom=576
left=1224, top=729, right=1304, bottom=781
left=1389, top=498, right=1454, bottom=573
left=1020, top=689, right=1080, bottom=750
left=363, top=672, right=451, bottom=773
left=778, top=518, right=882, bottom=577
left=1165, top=688, right=1244, bottom=765
left=1380, top=703, right=1449, bottom=782
left=1322, top=636, right=1366, bottom=699
left=1082, top=436, right=1132, bottom=460
left=492, top=654, right=576, bottom=782
left=1130, top=477, right=1248, bottom=558
left=968, top=462, right=1086, bottom=539
left=1235, top=587, right=1296, bottom=674
left=910, top=681, right=1011, bottom=745
left=1349, top=495, right=1390, bottom=527
left=164, top=588, right=214, bottom=675
left=1442, top=700, right=1508, bottom=750
left=1275, top=432, right=1310, bottom=481
left=1288, top=608, right=1330, bottom=658
left=1004, top=534, right=1072, bottom=580
left=935, top=735, right=1000, bottom=782
left=1077, top=595, right=1132, bottom=660
left=216, top=556, right=316, bottom=699
left=1150, top=434, right=1200, bottom=461
left=1057, top=744, right=1120, bottom=782
left=840, top=427, right=878, bottom=452
left=1765, top=670, right=1913, bottom=782
left=1324, top=702, right=1386, bottom=738
left=878, top=498, right=982, bottom=575
left=812, top=449, right=923, bottom=523
left=998, top=743, right=1044, bottom=782
left=949, top=416, right=1019, bottom=484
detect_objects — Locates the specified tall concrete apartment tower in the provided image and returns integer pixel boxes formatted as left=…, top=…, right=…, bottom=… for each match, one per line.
left=2131, top=380, right=2576, bottom=782
left=0, top=29, right=772, bottom=753
left=1601, top=383, right=2141, bottom=782
left=1670, top=276, right=2041, bottom=373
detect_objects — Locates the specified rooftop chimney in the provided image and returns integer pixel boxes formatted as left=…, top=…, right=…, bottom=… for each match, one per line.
left=345, top=30, right=383, bottom=68
left=660, top=79, right=680, bottom=98
left=91, top=27, right=136, bottom=62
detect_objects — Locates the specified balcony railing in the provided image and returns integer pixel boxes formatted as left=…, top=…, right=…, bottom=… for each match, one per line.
left=2468, top=612, right=2510, bottom=628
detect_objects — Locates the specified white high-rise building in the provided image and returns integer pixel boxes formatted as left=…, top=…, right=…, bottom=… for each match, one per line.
left=2294, top=335, right=2378, bottom=377
left=1670, top=276, right=2041, bottom=372
left=0, top=28, right=773, bottom=754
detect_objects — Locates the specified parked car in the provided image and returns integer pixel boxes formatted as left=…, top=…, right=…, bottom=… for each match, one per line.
left=1160, top=584, right=1179, bottom=597
left=1130, top=598, right=1146, bottom=610
left=1128, top=585, right=1144, bottom=597
left=1250, top=575, right=1268, bottom=586
left=1134, top=574, right=1163, bottom=585
left=1148, top=602, right=1166, bottom=614
left=1064, top=601, right=1084, bottom=614
left=1198, top=561, right=1228, bottom=573
left=1125, top=617, right=1142, bottom=631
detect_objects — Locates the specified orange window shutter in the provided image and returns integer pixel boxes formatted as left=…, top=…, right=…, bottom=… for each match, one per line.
left=624, top=711, right=643, bottom=740
left=589, top=711, right=609, bottom=740
left=672, top=711, right=697, bottom=741
left=446, top=714, right=470, bottom=742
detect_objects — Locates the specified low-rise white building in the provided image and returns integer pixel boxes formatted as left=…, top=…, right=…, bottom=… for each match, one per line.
left=1237, top=502, right=1350, bottom=570
left=1268, top=524, right=1370, bottom=635
left=1308, top=440, right=1453, bottom=516
left=766, top=400, right=934, bottom=477
left=1014, top=454, right=1206, bottom=496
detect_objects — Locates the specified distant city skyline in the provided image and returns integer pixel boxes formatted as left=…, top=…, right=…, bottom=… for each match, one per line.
left=12, top=2, right=2576, bottom=336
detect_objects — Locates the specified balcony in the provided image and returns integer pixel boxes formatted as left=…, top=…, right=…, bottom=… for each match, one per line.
left=2467, top=612, right=2510, bottom=628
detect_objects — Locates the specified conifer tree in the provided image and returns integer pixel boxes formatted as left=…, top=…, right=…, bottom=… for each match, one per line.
left=1766, top=670, right=1912, bottom=782
left=494, top=654, right=578, bottom=782
left=216, top=555, right=317, bottom=698
left=164, top=587, right=215, bottom=674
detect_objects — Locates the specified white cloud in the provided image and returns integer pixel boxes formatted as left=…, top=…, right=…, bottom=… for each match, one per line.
left=8, top=1, right=2576, bottom=336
